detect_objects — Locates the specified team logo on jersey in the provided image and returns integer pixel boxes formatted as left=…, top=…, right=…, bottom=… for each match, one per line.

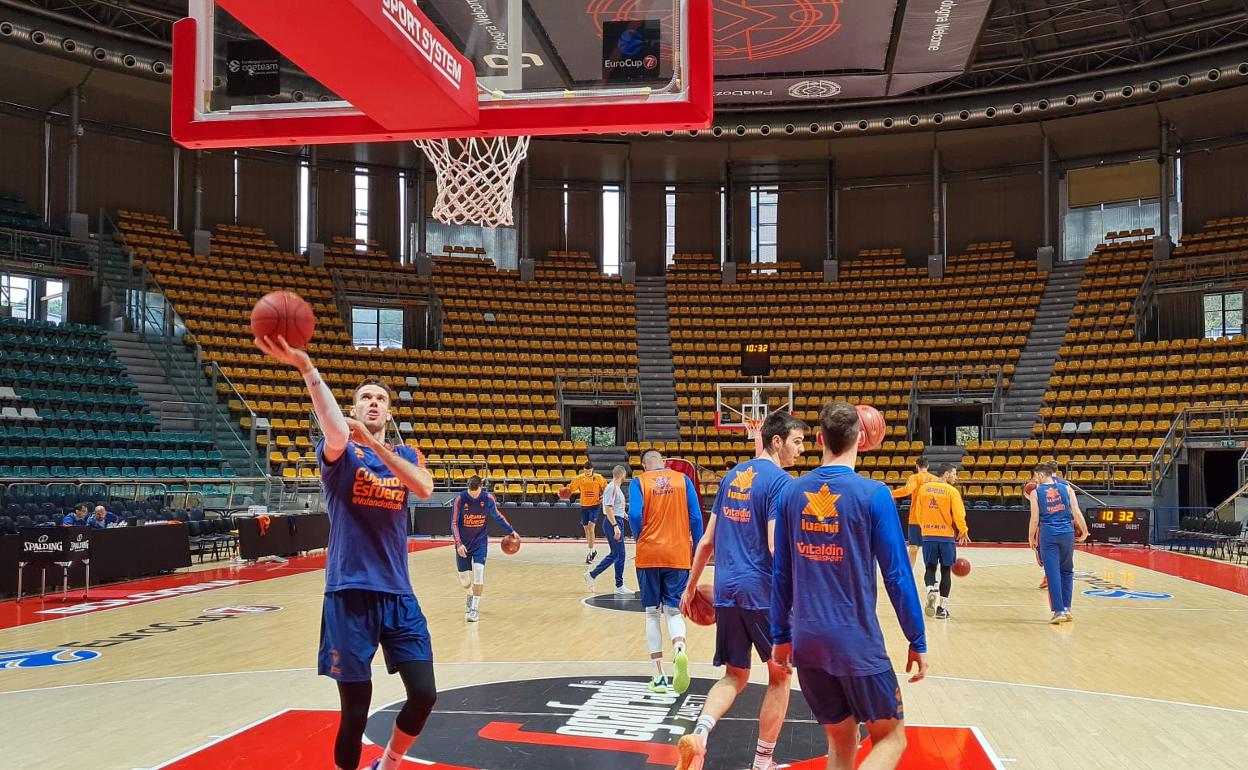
left=0, top=649, right=101, bottom=669
left=730, top=466, right=756, bottom=493
left=363, top=676, right=827, bottom=769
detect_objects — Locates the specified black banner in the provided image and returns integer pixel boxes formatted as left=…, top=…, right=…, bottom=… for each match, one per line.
left=602, top=19, right=661, bottom=82
left=19, top=528, right=88, bottom=565
left=225, top=39, right=282, bottom=97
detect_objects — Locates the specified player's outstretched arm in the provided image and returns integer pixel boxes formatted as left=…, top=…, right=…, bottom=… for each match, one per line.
left=345, top=419, right=433, bottom=499
left=485, top=492, right=517, bottom=536
left=255, top=334, right=349, bottom=464
left=890, top=474, right=917, bottom=500
left=870, top=486, right=927, bottom=681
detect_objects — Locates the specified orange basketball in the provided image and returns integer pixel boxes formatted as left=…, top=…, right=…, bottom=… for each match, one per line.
left=687, top=583, right=716, bottom=626
left=856, top=404, right=886, bottom=452
left=251, top=291, right=315, bottom=349
left=952, top=557, right=971, bottom=577
left=1023, top=481, right=1038, bottom=497
left=501, top=532, right=521, bottom=555
left=557, top=486, right=572, bottom=500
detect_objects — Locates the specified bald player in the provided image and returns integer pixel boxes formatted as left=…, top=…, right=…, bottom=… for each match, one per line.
left=629, top=448, right=704, bottom=694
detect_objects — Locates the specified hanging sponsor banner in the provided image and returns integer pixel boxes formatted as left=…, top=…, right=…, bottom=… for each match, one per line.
left=716, top=75, right=889, bottom=104
left=892, top=0, right=994, bottom=74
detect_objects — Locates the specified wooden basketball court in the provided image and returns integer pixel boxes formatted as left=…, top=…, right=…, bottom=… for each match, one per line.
left=2, top=541, right=1246, bottom=769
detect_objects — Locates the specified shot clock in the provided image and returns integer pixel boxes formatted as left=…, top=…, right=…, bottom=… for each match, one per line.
left=1084, top=507, right=1150, bottom=545
left=741, top=341, right=773, bottom=377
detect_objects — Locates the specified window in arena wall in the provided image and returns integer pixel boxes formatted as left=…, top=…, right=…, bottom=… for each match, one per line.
left=719, top=185, right=727, bottom=264
left=298, top=160, right=310, bottom=255
left=398, top=171, right=409, bottom=264
left=354, top=167, right=370, bottom=251
left=352, top=306, right=404, bottom=350
left=0, top=273, right=31, bottom=319
left=43, top=279, right=64, bottom=324
left=602, top=184, right=621, bottom=275
left=749, top=184, right=778, bottom=266
left=1204, top=291, right=1243, bottom=339
left=665, top=185, right=676, bottom=266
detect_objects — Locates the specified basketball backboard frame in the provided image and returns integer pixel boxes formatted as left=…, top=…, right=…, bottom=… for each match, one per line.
left=714, top=382, right=794, bottom=432
left=171, top=0, right=714, bottom=149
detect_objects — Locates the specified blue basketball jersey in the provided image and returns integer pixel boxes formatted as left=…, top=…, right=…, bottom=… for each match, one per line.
left=317, top=438, right=425, bottom=595
left=451, top=490, right=513, bottom=552
left=710, top=458, right=793, bottom=610
left=1036, top=481, right=1075, bottom=536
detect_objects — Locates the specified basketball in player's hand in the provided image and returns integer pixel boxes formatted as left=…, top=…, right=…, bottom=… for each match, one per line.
left=557, top=486, right=572, bottom=500
left=501, top=532, right=521, bottom=555
left=686, top=584, right=716, bottom=626
left=251, top=291, right=315, bottom=349
left=856, top=404, right=886, bottom=452
left=1023, top=481, right=1038, bottom=497
left=952, top=557, right=971, bottom=577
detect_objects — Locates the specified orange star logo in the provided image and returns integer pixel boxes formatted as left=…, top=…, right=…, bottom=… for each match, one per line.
left=802, top=484, right=840, bottom=522
left=731, top=466, right=756, bottom=493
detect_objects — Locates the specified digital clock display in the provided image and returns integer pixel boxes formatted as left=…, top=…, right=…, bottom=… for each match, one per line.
left=741, top=341, right=772, bottom=377
left=1085, top=507, right=1150, bottom=546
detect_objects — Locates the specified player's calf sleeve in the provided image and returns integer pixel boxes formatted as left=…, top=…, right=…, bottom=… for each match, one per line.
left=457, top=571, right=472, bottom=590
left=395, top=661, right=437, bottom=736
left=663, top=604, right=687, bottom=643
left=939, top=565, right=952, bottom=597
left=472, top=562, right=485, bottom=586
left=645, top=607, right=664, bottom=654
left=334, top=680, right=372, bottom=770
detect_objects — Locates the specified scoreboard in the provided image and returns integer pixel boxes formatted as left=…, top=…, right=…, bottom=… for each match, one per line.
left=1084, top=507, right=1150, bottom=545
left=741, top=342, right=772, bottom=377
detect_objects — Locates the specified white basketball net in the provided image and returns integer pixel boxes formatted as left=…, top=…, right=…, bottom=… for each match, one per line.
left=415, top=136, right=531, bottom=228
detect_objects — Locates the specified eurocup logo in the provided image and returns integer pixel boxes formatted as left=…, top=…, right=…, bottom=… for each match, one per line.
left=617, top=28, right=644, bottom=57
left=227, top=59, right=241, bottom=73
left=0, top=649, right=101, bottom=669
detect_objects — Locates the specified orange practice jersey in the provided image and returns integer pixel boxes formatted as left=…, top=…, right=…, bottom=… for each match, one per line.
left=567, top=473, right=607, bottom=506
left=892, top=470, right=937, bottom=525
left=915, top=481, right=968, bottom=541
left=629, top=468, right=703, bottom=570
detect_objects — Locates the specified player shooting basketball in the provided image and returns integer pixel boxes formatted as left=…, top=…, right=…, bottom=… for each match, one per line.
left=256, top=334, right=436, bottom=770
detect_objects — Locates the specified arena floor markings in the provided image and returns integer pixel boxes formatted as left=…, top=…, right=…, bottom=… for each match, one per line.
left=1, top=543, right=1245, bottom=769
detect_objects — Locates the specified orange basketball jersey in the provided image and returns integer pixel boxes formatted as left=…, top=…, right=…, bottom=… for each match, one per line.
left=633, top=468, right=697, bottom=570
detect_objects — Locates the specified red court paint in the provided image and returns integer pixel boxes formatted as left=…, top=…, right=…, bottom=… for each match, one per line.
left=1090, top=546, right=1248, bottom=597
left=155, top=710, right=1002, bottom=770
left=0, top=540, right=450, bottom=630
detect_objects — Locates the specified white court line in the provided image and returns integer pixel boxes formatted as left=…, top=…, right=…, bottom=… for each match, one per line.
left=969, top=725, right=1009, bottom=770
left=5, top=660, right=1248, bottom=717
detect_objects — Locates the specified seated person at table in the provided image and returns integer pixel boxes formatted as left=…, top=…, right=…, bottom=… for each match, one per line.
left=87, top=505, right=122, bottom=529
left=62, top=503, right=89, bottom=526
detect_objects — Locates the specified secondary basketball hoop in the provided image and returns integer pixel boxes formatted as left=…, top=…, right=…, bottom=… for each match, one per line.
left=417, top=135, right=530, bottom=227
left=715, top=382, right=794, bottom=457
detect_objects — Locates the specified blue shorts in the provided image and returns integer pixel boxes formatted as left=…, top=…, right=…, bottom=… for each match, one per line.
left=318, top=589, right=432, bottom=682
left=580, top=505, right=602, bottom=527
left=454, top=543, right=487, bottom=573
left=637, top=567, right=688, bottom=609
left=907, top=524, right=924, bottom=546
left=714, top=606, right=771, bottom=669
left=922, top=539, right=956, bottom=567
left=797, top=667, right=904, bottom=724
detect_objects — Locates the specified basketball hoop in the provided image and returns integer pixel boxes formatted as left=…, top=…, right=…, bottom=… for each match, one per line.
left=415, top=135, right=531, bottom=228
left=744, top=417, right=765, bottom=458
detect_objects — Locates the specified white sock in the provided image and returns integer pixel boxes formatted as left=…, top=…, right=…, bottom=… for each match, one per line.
left=470, top=594, right=481, bottom=610
left=938, top=595, right=947, bottom=608
left=693, top=714, right=716, bottom=736
left=753, top=738, right=777, bottom=769
left=378, top=746, right=405, bottom=770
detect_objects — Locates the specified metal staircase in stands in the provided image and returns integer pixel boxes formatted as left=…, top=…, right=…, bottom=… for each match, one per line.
left=991, top=260, right=1087, bottom=440
left=633, top=276, right=682, bottom=443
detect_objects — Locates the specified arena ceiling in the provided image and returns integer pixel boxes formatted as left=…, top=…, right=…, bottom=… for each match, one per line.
left=3, top=0, right=1248, bottom=108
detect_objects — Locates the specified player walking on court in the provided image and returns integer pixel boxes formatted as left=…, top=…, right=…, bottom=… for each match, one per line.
left=771, top=401, right=927, bottom=770
left=1027, top=462, right=1089, bottom=624
left=676, top=411, right=806, bottom=770
left=452, top=475, right=519, bottom=623
left=915, top=464, right=970, bottom=620
left=566, top=461, right=608, bottom=564
left=629, top=448, right=704, bottom=694
left=256, top=335, right=435, bottom=770
left=890, top=457, right=935, bottom=566
left=585, top=464, right=632, bottom=594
